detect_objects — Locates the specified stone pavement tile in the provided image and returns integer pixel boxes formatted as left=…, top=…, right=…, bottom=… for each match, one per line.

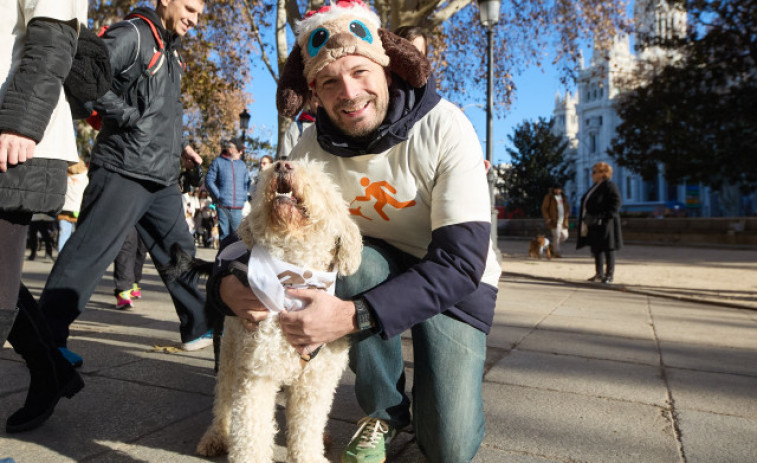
left=0, top=359, right=26, bottom=394
left=650, top=300, right=757, bottom=350
left=486, top=350, right=668, bottom=406
left=489, top=311, right=544, bottom=351
left=517, top=329, right=661, bottom=366
left=0, top=376, right=211, bottom=462
left=99, top=354, right=216, bottom=396
left=71, top=411, right=213, bottom=462
left=659, top=340, right=757, bottom=376
left=497, top=278, right=577, bottom=315
left=475, top=447, right=566, bottom=462
left=667, top=369, right=757, bottom=419
left=676, top=410, right=757, bottom=463
left=537, top=313, right=654, bottom=340
left=481, top=382, right=680, bottom=463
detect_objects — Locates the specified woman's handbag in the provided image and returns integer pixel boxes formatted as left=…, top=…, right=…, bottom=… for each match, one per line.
left=583, top=214, right=602, bottom=227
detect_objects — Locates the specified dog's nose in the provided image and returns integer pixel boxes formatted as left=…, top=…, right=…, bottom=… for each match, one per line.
left=275, top=161, right=293, bottom=173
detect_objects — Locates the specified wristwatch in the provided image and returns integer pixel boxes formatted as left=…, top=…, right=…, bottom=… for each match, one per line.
left=353, top=297, right=376, bottom=332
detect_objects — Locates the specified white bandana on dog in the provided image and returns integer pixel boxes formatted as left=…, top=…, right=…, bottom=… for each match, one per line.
left=247, top=245, right=337, bottom=313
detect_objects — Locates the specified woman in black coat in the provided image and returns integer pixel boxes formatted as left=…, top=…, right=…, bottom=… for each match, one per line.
left=576, top=162, right=623, bottom=283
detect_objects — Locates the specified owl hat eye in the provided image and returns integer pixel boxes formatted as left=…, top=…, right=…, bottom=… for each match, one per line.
left=349, top=20, right=373, bottom=43
left=308, top=28, right=330, bottom=57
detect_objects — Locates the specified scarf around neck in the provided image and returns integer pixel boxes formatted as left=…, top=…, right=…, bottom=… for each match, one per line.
left=247, top=245, right=337, bottom=313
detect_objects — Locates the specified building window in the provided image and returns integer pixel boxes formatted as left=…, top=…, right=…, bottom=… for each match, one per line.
left=626, top=176, right=632, bottom=199
left=598, top=116, right=603, bottom=126
left=589, top=134, right=597, bottom=153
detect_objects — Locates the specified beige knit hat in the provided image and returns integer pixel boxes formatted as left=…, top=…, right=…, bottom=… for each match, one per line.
left=296, top=0, right=389, bottom=85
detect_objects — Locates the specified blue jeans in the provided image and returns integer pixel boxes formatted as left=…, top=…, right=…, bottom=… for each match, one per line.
left=217, top=206, right=243, bottom=241
left=57, top=219, right=74, bottom=253
left=336, top=241, right=487, bottom=463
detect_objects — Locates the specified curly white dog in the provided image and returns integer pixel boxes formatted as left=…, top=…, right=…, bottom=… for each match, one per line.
left=196, top=160, right=362, bottom=463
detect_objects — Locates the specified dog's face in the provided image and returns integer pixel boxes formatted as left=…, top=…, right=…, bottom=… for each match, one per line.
left=237, top=160, right=362, bottom=276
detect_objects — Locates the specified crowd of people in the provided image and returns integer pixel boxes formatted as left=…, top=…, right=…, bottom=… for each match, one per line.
left=0, top=0, right=628, bottom=462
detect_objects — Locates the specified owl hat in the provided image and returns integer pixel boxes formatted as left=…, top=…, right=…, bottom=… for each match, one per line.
left=276, top=0, right=431, bottom=118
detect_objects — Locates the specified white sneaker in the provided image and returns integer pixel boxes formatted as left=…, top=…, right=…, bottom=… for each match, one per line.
left=181, top=330, right=213, bottom=351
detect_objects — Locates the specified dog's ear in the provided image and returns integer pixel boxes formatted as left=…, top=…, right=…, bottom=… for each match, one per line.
left=276, top=43, right=309, bottom=119
left=379, top=28, right=431, bottom=88
left=334, top=217, right=363, bottom=276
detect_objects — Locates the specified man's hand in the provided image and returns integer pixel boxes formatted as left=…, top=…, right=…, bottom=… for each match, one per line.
left=181, top=145, right=203, bottom=169
left=0, top=132, right=36, bottom=172
left=279, top=289, right=358, bottom=356
left=219, top=274, right=268, bottom=331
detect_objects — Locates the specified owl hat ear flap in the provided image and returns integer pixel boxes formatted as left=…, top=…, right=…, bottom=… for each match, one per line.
left=378, top=28, right=431, bottom=89
left=276, top=43, right=309, bottom=119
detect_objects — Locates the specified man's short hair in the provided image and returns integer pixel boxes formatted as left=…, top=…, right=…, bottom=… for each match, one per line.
left=221, top=137, right=244, bottom=151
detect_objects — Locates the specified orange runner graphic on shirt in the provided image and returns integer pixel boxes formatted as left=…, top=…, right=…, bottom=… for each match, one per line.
left=349, top=177, right=416, bottom=221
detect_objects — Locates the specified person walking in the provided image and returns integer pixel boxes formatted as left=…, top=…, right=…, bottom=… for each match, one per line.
left=205, top=137, right=250, bottom=241
left=27, top=214, right=56, bottom=262
left=278, top=95, right=318, bottom=159
left=0, top=0, right=89, bottom=433
left=112, top=227, right=148, bottom=310
left=56, top=159, right=89, bottom=253
left=38, top=0, right=213, bottom=361
left=577, top=161, right=623, bottom=283
left=541, top=185, right=569, bottom=257
left=209, top=2, right=501, bottom=461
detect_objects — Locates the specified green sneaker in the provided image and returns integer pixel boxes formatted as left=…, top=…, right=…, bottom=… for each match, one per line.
left=342, top=416, right=395, bottom=463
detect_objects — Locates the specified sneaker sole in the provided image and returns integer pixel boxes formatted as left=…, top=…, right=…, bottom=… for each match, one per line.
left=181, top=338, right=213, bottom=352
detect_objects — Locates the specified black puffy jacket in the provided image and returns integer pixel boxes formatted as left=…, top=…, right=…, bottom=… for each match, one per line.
left=90, top=7, right=185, bottom=186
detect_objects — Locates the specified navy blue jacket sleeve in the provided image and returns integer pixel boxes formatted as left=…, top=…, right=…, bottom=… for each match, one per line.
left=362, top=221, right=490, bottom=339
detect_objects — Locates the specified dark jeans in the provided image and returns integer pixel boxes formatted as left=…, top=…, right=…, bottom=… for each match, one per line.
left=336, top=240, right=486, bottom=463
left=39, top=166, right=209, bottom=346
left=114, top=227, right=148, bottom=292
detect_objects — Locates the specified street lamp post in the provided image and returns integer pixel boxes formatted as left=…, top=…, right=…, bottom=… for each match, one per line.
left=239, top=109, right=251, bottom=152
left=478, top=0, right=502, bottom=258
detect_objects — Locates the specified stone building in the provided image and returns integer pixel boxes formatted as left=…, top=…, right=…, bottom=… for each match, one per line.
left=551, top=0, right=725, bottom=217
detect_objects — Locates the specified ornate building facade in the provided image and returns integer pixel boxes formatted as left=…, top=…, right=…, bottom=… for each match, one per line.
left=551, top=0, right=724, bottom=216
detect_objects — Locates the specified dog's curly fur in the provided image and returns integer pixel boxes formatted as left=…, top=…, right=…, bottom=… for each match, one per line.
left=196, top=160, right=362, bottom=463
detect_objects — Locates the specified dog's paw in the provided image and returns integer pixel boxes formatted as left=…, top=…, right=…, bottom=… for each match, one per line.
left=196, top=430, right=228, bottom=457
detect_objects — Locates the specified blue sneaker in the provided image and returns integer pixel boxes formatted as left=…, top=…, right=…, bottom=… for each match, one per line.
left=58, top=347, right=83, bottom=368
left=181, top=330, right=213, bottom=351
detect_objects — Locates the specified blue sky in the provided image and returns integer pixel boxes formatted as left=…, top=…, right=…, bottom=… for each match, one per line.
left=243, top=55, right=572, bottom=166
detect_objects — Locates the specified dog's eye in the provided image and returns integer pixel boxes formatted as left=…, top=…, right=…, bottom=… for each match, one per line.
left=308, top=28, right=329, bottom=57
left=349, top=20, right=372, bottom=43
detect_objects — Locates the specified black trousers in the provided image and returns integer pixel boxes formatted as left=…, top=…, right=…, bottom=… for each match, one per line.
left=593, top=250, right=615, bottom=277
left=39, top=166, right=208, bottom=346
left=113, top=227, right=148, bottom=293
left=28, top=219, right=55, bottom=258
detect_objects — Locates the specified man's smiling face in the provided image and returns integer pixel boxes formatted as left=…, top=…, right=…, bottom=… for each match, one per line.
left=313, top=54, right=391, bottom=138
left=160, top=0, right=204, bottom=37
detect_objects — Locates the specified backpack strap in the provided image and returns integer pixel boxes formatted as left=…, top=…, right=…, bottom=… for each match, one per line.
left=124, top=13, right=165, bottom=76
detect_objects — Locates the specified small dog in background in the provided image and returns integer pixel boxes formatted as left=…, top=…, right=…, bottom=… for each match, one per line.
left=196, top=160, right=362, bottom=463
left=529, top=234, right=552, bottom=259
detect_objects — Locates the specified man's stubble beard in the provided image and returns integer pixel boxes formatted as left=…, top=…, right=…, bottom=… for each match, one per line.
left=329, top=94, right=389, bottom=139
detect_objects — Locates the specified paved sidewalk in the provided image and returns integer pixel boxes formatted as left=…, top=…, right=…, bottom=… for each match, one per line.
left=499, top=238, right=757, bottom=310
left=1, top=243, right=756, bottom=462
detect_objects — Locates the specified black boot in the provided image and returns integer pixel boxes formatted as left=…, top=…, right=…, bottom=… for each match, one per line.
left=6, top=350, right=84, bottom=433
left=5, top=284, right=84, bottom=433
